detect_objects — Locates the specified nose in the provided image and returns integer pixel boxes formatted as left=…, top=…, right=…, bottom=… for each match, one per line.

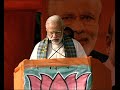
left=72, top=18, right=85, bottom=34
left=52, top=33, right=57, bottom=38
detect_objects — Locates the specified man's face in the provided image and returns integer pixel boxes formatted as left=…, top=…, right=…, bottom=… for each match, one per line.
left=48, top=0, right=101, bottom=55
left=46, top=22, right=63, bottom=45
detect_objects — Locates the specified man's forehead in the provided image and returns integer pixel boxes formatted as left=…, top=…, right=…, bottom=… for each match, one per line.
left=48, top=0, right=101, bottom=7
left=46, top=27, right=62, bottom=33
left=60, top=11, right=97, bottom=17
left=46, top=23, right=60, bottom=28
left=46, top=22, right=62, bottom=29
left=48, top=0, right=101, bottom=16
left=48, top=9, right=100, bottom=18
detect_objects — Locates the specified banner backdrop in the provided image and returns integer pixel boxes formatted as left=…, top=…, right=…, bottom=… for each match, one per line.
left=41, top=0, right=115, bottom=56
left=4, top=0, right=114, bottom=89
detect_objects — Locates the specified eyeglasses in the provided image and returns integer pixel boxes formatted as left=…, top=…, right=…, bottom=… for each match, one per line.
left=47, top=31, right=62, bottom=36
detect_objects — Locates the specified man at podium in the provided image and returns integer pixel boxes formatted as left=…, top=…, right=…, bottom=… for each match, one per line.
left=30, top=15, right=87, bottom=59
left=26, top=15, right=111, bottom=90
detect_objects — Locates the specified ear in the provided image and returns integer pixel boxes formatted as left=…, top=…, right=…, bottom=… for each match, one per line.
left=106, top=34, right=111, bottom=54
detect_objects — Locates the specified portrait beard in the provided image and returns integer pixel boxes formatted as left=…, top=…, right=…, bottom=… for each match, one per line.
left=48, top=33, right=63, bottom=45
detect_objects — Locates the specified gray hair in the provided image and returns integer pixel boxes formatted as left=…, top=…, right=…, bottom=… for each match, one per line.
left=45, top=15, right=65, bottom=28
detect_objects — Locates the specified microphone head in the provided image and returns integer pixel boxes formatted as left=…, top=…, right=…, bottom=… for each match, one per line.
left=64, top=27, right=74, bottom=38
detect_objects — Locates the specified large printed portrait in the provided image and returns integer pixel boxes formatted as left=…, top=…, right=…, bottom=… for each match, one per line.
left=45, top=1, right=115, bottom=87
left=45, top=0, right=115, bottom=63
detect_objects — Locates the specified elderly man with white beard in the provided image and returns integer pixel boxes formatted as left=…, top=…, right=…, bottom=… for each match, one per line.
left=30, top=15, right=86, bottom=59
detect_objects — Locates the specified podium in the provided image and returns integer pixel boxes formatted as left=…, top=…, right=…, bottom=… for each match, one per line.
left=14, top=57, right=92, bottom=90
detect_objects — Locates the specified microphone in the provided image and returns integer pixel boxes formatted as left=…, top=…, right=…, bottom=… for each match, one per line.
left=64, top=27, right=74, bottom=38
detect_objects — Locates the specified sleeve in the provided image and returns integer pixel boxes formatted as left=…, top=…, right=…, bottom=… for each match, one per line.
left=30, top=42, right=40, bottom=60
left=72, top=39, right=87, bottom=57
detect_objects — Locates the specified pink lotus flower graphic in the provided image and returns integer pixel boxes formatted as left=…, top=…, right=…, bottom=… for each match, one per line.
left=27, top=73, right=90, bottom=90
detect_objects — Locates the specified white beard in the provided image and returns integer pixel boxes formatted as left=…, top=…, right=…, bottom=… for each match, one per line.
left=50, top=36, right=62, bottom=45
left=48, top=34, right=63, bottom=45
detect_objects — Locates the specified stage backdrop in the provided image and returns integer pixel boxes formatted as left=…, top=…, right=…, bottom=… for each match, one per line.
left=4, top=0, right=115, bottom=89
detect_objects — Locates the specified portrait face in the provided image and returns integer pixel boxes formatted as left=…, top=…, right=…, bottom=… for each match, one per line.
left=48, top=0, right=101, bottom=55
left=46, top=21, right=63, bottom=45
left=106, top=13, right=115, bottom=66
